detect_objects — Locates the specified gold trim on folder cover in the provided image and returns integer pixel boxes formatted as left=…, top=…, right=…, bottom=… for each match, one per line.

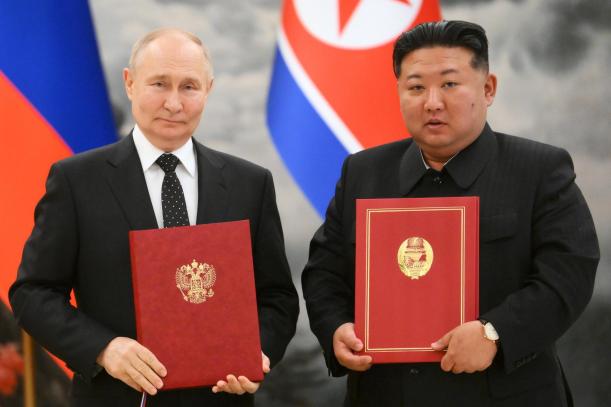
left=365, top=207, right=466, bottom=353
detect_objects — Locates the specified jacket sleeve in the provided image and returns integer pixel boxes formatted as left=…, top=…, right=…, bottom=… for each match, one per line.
left=252, top=170, right=299, bottom=368
left=302, top=156, right=354, bottom=377
left=481, top=147, right=599, bottom=373
left=9, top=163, right=116, bottom=381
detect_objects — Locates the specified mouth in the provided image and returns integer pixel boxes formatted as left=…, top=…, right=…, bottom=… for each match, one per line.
left=425, top=119, right=446, bottom=128
left=157, top=118, right=184, bottom=124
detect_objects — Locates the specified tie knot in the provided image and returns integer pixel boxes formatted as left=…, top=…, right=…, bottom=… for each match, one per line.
left=156, top=153, right=180, bottom=174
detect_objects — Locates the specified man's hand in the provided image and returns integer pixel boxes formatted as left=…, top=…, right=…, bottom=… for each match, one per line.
left=431, top=320, right=497, bottom=374
left=96, top=337, right=166, bottom=395
left=212, top=352, right=270, bottom=395
left=333, top=322, right=372, bottom=371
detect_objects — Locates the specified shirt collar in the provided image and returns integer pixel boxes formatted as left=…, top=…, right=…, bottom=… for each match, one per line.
left=400, top=123, right=497, bottom=194
left=132, top=125, right=196, bottom=177
left=418, top=149, right=458, bottom=170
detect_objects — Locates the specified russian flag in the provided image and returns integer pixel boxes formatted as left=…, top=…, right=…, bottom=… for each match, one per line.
left=267, top=0, right=441, bottom=216
left=0, top=1, right=117, bottom=307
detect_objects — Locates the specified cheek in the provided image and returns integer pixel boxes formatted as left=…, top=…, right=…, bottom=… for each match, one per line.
left=399, top=97, right=420, bottom=116
left=185, top=97, right=206, bottom=116
left=137, top=93, right=164, bottom=114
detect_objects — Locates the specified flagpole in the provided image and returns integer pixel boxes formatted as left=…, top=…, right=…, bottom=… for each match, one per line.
left=22, top=330, right=36, bottom=407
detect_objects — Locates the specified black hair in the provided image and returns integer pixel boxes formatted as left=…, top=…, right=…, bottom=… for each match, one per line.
left=392, top=20, right=489, bottom=78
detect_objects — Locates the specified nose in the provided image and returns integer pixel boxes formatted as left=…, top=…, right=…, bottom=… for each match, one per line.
left=163, top=89, right=183, bottom=114
left=424, top=88, right=443, bottom=112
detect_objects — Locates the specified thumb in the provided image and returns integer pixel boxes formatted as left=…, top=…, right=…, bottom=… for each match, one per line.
left=344, top=329, right=364, bottom=352
left=261, top=353, right=271, bottom=373
left=431, top=331, right=452, bottom=351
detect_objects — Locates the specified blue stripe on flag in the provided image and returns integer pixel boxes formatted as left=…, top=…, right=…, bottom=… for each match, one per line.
left=267, top=47, right=349, bottom=217
left=0, top=1, right=117, bottom=152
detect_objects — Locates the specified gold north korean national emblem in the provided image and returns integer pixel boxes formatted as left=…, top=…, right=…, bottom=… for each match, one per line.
left=397, top=237, right=434, bottom=280
left=176, top=260, right=216, bottom=304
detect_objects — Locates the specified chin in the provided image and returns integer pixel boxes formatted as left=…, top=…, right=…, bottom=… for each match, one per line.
left=414, top=134, right=452, bottom=147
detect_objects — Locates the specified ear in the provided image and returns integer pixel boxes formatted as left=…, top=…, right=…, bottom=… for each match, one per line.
left=123, top=67, right=134, bottom=101
left=484, top=73, right=497, bottom=107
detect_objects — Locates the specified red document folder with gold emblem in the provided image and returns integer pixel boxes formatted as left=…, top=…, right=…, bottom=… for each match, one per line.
left=355, top=197, right=479, bottom=363
left=129, top=220, right=263, bottom=389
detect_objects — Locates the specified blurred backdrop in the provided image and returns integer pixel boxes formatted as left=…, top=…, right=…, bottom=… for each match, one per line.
left=1, top=0, right=609, bottom=406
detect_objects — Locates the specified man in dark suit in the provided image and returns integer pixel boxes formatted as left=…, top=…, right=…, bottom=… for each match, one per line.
left=302, top=20, right=599, bottom=406
left=10, top=28, right=299, bottom=406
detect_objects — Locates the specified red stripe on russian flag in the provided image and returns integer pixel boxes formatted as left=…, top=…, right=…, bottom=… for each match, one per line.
left=0, top=71, right=72, bottom=307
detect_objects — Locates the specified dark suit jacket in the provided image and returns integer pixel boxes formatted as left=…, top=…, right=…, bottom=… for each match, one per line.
left=302, top=124, right=599, bottom=407
left=10, top=134, right=299, bottom=406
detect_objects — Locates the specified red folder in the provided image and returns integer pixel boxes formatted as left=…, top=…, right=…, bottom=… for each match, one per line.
left=129, top=220, right=263, bottom=389
left=355, top=197, right=479, bottom=363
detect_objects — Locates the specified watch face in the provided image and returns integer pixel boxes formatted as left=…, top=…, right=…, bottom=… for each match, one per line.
left=484, top=323, right=500, bottom=341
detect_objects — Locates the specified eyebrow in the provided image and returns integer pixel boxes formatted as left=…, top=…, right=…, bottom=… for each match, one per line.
left=146, top=74, right=202, bottom=85
left=405, top=68, right=461, bottom=81
left=440, top=68, right=459, bottom=75
left=146, top=74, right=169, bottom=81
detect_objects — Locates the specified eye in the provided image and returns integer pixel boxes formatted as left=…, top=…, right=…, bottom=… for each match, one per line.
left=182, top=83, right=200, bottom=91
left=408, top=85, right=425, bottom=92
left=443, top=81, right=458, bottom=89
left=151, top=81, right=164, bottom=88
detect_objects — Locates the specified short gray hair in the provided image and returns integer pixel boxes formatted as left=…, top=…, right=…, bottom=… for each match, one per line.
left=128, top=28, right=214, bottom=78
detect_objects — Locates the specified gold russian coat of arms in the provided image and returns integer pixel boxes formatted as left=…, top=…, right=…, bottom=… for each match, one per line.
left=397, top=237, right=434, bottom=280
left=175, top=259, right=216, bottom=304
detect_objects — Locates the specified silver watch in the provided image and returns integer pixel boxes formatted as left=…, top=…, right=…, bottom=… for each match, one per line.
left=479, top=319, right=499, bottom=342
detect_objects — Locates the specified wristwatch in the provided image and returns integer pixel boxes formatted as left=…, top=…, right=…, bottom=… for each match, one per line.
left=479, top=319, right=499, bottom=343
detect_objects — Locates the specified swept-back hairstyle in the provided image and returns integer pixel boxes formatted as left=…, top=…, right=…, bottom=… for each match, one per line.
left=392, top=20, right=489, bottom=78
left=129, top=27, right=214, bottom=78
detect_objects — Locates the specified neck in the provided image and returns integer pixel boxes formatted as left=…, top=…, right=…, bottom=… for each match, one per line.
left=422, top=151, right=452, bottom=171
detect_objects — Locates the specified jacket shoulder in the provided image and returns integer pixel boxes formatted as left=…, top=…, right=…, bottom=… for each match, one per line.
left=495, top=132, right=569, bottom=162
left=197, top=143, right=271, bottom=183
left=348, top=138, right=412, bottom=168
left=52, top=139, right=122, bottom=173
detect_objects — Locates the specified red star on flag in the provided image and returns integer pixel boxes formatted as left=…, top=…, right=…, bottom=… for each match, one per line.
left=339, top=0, right=412, bottom=35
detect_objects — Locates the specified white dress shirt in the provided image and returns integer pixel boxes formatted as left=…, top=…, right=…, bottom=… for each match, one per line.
left=132, top=125, right=198, bottom=228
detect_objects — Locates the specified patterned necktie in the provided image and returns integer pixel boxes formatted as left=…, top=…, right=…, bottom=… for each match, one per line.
left=156, top=153, right=190, bottom=228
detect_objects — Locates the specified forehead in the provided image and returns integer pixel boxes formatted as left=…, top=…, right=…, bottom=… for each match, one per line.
left=400, top=46, right=476, bottom=76
left=135, top=35, right=207, bottom=78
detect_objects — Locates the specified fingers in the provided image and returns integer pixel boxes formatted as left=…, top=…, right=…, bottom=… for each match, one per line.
left=137, top=347, right=167, bottom=378
left=335, top=323, right=363, bottom=352
left=261, top=352, right=271, bottom=374
left=334, top=340, right=372, bottom=371
left=333, top=323, right=372, bottom=371
left=213, top=374, right=260, bottom=394
left=129, top=354, right=164, bottom=393
left=122, top=375, right=143, bottom=393
left=431, top=330, right=452, bottom=351
left=97, top=337, right=166, bottom=395
left=440, top=353, right=454, bottom=372
left=225, top=375, right=245, bottom=395
left=437, top=321, right=498, bottom=374
left=125, top=364, right=159, bottom=395
left=212, top=380, right=226, bottom=394
left=238, top=375, right=260, bottom=393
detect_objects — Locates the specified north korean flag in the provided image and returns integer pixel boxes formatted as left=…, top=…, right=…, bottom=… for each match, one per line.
left=267, top=0, right=442, bottom=216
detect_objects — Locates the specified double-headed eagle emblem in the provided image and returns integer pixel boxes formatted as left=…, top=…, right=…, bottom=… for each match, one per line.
left=176, top=260, right=216, bottom=304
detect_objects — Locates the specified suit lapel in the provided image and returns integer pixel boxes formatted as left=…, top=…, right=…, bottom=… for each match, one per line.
left=194, top=140, right=228, bottom=224
left=399, top=139, right=427, bottom=196
left=106, top=134, right=158, bottom=231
